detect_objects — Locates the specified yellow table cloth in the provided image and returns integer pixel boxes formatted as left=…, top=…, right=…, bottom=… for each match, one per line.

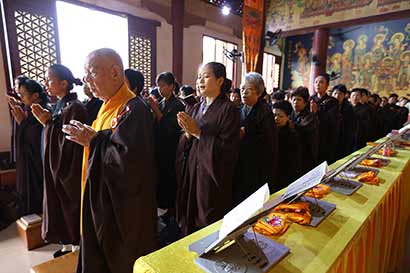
left=134, top=146, right=410, bottom=273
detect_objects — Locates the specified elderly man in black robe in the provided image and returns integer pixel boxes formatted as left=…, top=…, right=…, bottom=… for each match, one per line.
left=233, top=72, right=277, bottom=203
left=63, top=48, right=157, bottom=273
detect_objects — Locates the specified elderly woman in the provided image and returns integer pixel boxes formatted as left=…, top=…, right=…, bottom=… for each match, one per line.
left=233, top=72, right=277, bottom=204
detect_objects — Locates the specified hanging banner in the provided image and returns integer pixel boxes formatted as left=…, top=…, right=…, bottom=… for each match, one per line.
left=243, top=0, right=265, bottom=73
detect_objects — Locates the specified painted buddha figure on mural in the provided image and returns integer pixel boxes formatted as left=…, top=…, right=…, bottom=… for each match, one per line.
left=341, top=39, right=355, bottom=88
left=388, top=33, right=407, bottom=69
left=354, top=34, right=368, bottom=68
left=360, top=53, right=375, bottom=90
left=371, top=33, right=387, bottom=66
left=376, top=56, right=395, bottom=94
left=398, top=50, right=410, bottom=90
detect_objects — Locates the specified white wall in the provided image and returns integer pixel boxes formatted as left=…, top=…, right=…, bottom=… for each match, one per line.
left=182, top=22, right=243, bottom=88
left=0, top=42, right=12, bottom=152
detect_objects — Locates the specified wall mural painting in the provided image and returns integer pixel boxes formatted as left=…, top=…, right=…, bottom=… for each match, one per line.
left=283, top=33, right=313, bottom=89
left=327, top=18, right=410, bottom=97
left=266, top=0, right=410, bottom=33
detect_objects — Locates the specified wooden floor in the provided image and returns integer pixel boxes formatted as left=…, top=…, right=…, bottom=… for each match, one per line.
left=0, top=223, right=60, bottom=273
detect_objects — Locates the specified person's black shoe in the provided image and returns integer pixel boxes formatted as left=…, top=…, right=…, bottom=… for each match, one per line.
left=53, top=249, right=71, bottom=258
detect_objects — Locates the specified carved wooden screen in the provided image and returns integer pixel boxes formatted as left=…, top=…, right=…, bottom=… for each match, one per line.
left=3, top=0, right=60, bottom=83
left=128, top=15, right=159, bottom=92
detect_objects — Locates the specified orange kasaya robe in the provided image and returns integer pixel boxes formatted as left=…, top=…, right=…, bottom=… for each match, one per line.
left=80, top=84, right=135, bottom=232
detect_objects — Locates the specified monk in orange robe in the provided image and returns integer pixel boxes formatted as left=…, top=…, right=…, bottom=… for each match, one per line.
left=63, top=48, right=157, bottom=273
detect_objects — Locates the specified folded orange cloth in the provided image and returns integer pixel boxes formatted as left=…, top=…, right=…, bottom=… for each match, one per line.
left=360, top=159, right=382, bottom=167
left=304, top=184, right=331, bottom=199
left=253, top=212, right=289, bottom=236
left=273, top=202, right=311, bottom=225
left=376, top=148, right=396, bottom=157
left=357, top=171, right=380, bottom=185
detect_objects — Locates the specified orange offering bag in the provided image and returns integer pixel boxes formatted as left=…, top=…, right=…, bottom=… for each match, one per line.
left=360, top=159, right=382, bottom=168
left=253, top=212, right=289, bottom=236
left=304, top=184, right=331, bottom=199
left=376, top=148, right=396, bottom=157
left=273, top=202, right=311, bottom=225
left=357, top=171, right=380, bottom=185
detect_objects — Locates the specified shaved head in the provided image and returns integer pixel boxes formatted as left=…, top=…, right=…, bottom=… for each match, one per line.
left=86, top=48, right=124, bottom=71
left=84, top=48, right=125, bottom=101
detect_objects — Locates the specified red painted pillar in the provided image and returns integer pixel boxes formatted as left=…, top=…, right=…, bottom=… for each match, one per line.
left=309, top=28, right=329, bottom=95
left=172, top=0, right=184, bottom=84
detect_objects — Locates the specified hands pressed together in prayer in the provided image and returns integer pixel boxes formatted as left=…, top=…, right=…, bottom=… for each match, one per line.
left=32, top=104, right=52, bottom=126
left=62, top=120, right=97, bottom=147
left=177, top=112, right=201, bottom=139
left=6, top=94, right=27, bottom=124
left=310, top=100, right=318, bottom=114
left=240, top=127, right=246, bottom=139
left=146, top=95, right=163, bottom=121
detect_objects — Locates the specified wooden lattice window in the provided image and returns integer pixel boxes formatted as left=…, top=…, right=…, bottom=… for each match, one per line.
left=14, top=10, right=58, bottom=82
left=129, top=35, right=153, bottom=91
left=128, top=15, right=159, bottom=91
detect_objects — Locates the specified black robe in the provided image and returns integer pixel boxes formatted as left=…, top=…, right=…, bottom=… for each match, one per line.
left=84, top=97, right=103, bottom=125
left=42, top=93, right=88, bottom=245
left=310, top=94, right=340, bottom=164
left=78, top=96, right=158, bottom=273
left=379, top=105, right=397, bottom=135
left=233, top=98, right=277, bottom=204
left=176, top=94, right=240, bottom=236
left=15, top=106, right=46, bottom=215
left=291, top=108, right=319, bottom=174
left=276, top=122, right=302, bottom=191
left=352, top=103, right=372, bottom=151
left=155, top=95, right=185, bottom=209
left=336, top=99, right=356, bottom=160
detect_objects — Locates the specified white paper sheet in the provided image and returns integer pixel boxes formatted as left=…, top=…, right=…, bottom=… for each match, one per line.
left=218, top=183, right=270, bottom=240
left=282, top=161, right=328, bottom=200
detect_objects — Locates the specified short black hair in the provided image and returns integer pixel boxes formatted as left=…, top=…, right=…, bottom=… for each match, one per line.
left=231, top=88, right=240, bottom=96
left=125, top=69, right=144, bottom=95
left=332, top=84, right=347, bottom=94
left=180, top=85, right=195, bottom=97
left=272, top=90, right=285, bottom=101
left=291, top=86, right=309, bottom=102
left=351, top=88, right=362, bottom=95
left=389, top=93, right=399, bottom=99
left=316, top=73, right=330, bottom=84
left=360, top=88, right=369, bottom=96
left=272, top=100, right=293, bottom=116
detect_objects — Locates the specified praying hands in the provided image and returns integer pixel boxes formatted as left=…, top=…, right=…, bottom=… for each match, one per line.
left=62, top=120, right=97, bottom=147
left=177, top=112, right=201, bottom=139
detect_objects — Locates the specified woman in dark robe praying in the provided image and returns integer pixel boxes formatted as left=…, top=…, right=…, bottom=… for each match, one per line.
left=233, top=72, right=277, bottom=204
left=290, top=87, right=319, bottom=174
left=332, top=84, right=356, bottom=159
left=176, top=62, right=240, bottom=236
left=272, top=100, right=302, bottom=190
left=147, top=72, right=184, bottom=226
left=310, top=74, right=340, bottom=164
left=9, top=78, right=48, bottom=215
left=7, top=75, right=29, bottom=166
left=32, top=64, right=88, bottom=257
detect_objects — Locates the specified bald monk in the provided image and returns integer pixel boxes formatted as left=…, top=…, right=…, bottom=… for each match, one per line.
left=62, top=48, right=157, bottom=273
